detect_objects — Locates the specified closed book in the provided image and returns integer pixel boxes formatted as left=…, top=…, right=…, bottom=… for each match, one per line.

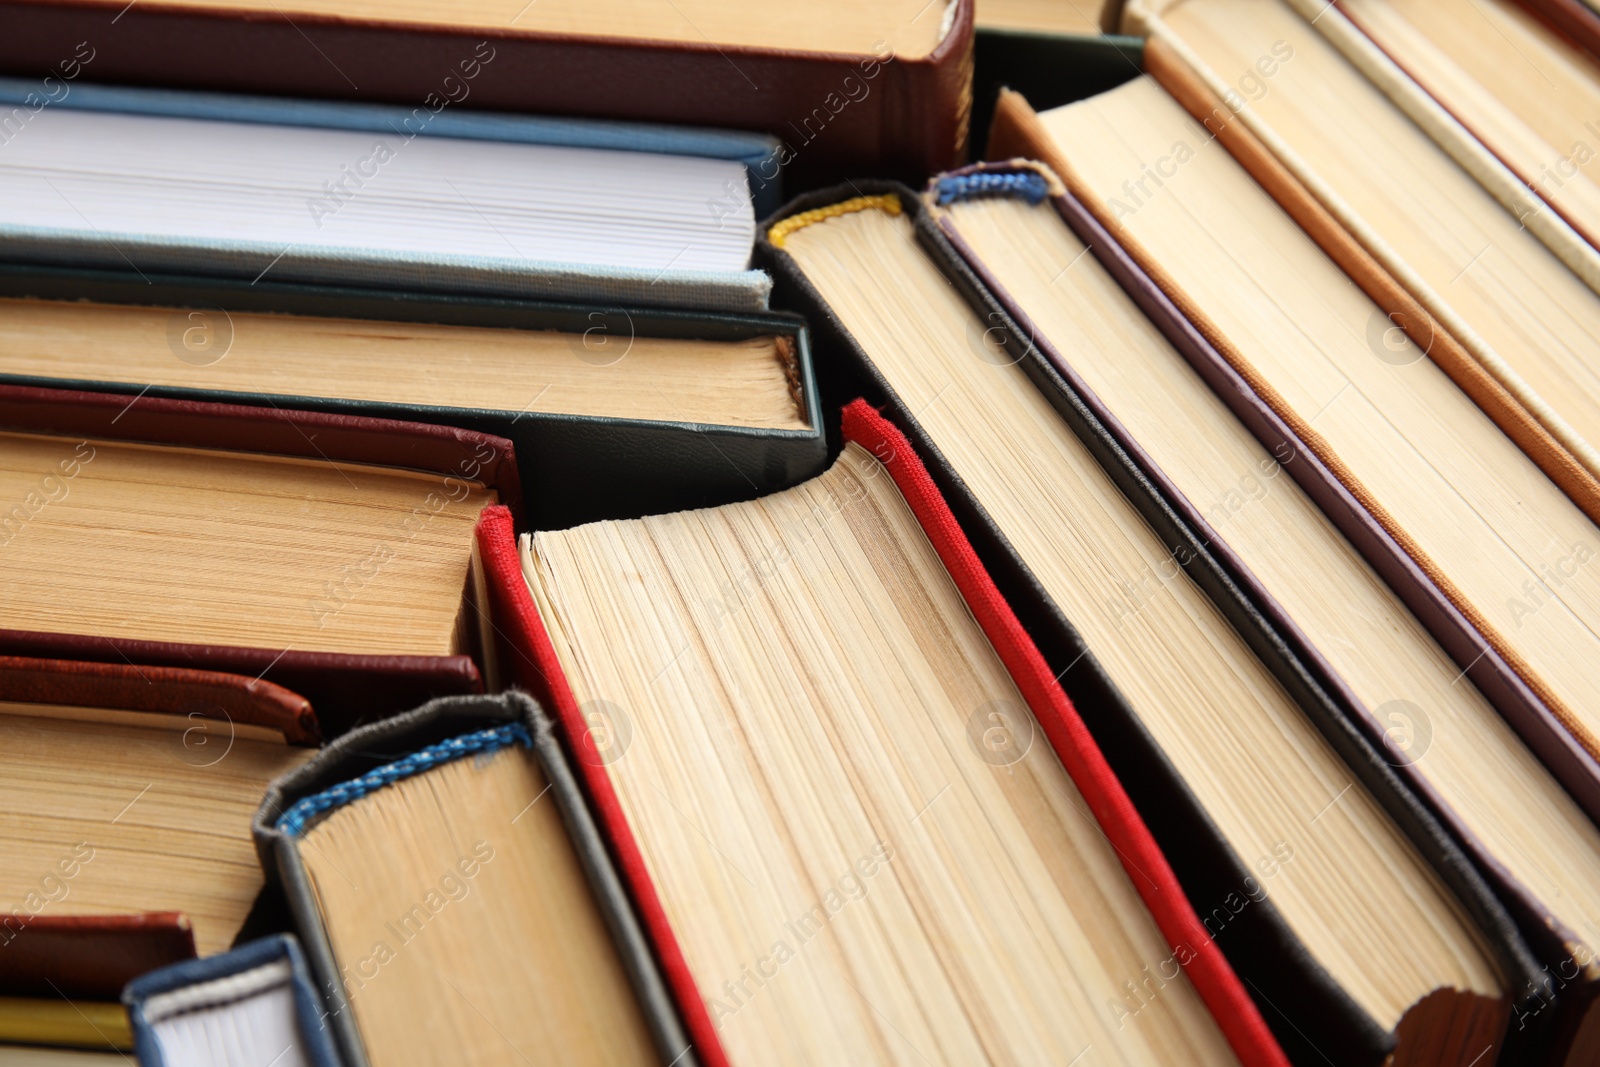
left=1108, top=0, right=1600, bottom=839
left=0, top=386, right=519, bottom=731
left=480, top=401, right=1287, bottom=1067
left=758, top=182, right=1545, bottom=1064
left=970, top=28, right=1143, bottom=165
left=0, top=79, right=775, bottom=314
left=929, top=152, right=1600, bottom=1062
left=1308, top=0, right=1600, bottom=257
left=123, top=934, right=341, bottom=1067
left=0, top=265, right=827, bottom=530
left=253, top=690, right=691, bottom=1067
left=0, top=655, right=319, bottom=1025
left=985, top=67, right=1600, bottom=1063
left=0, top=0, right=973, bottom=189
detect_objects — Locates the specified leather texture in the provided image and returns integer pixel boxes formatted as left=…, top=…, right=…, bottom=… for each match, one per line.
left=252, top=686, right=698, bottom=1067
left=0, top=654, right=320, bottom=744
left=0, top=267, right=828, bottom=530
left=757, top=178, right=1542, bottom=1067
left=0, top=0, right=973, bottom=189
left=0, top=913, right=197, bottom=1000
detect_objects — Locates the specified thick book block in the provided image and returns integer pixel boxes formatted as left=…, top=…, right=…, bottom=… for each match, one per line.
left=756, top=182, right=1543, bottom=1065
left=0, top=386, right=519, bottom=731
left=0, top=265, right=828, bottom=531
left=0, top=78, right=781, bottom=314
left=253, top=690, right=691, bottom=1067
left=0, top=0, right=975, bottom=189
left=480, top=404, right=1288, bottom=1067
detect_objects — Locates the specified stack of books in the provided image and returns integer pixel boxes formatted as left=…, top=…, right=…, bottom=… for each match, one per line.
left=4, top=0, right=1600, bottom=1064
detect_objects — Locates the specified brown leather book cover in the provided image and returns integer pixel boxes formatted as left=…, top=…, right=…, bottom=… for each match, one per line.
left=0, top=384, right=520, bottom=732
left=0, top=658, right=314, bottom=1000
left=0, top=654, right=320, bottom=744
left=0, top=0, right=974, bottom=188
left=0, top=914, right=197, bottom=1000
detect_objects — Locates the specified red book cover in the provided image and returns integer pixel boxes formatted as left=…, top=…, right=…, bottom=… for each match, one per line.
left=473, top=399, right=1288, bottom=1067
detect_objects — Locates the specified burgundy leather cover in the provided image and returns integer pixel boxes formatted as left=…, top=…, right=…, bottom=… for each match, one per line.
left=0, top=383, right=522, bottom=518
left=0, top=654, right=320, bottom=744
left=0, top=0, right=973, bottom=188
left=0, top=913, right=197, bottom=1000
left=1513, top=0, right=1600, bottom=62
left=0, top=633, right=480, bottom=740
left=0, top=385, right=498, bottom=734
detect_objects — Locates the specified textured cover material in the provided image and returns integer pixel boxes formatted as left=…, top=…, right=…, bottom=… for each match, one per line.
left=0, top=0, right=974, bottom=191
left=474, top=425, right=1290, bottom=1067
left=251, top=690, right=696, bottom=1067
left=0, top=266, right=828, bottom=531
left=124, top=934, right=340, bottom=1067
left=0, top=654, right=320, bottom=744
left=929, top=158, right=1580, bottom=1059
left=1, top=914, right=196, bottom=1001
left=0, top=76, right=788, bottom=217
left=0, top=384, right=508, bottom=733
left=757, top=181, right=1535, bottom=1065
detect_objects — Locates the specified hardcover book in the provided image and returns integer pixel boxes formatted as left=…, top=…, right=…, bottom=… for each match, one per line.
left=1116, top=0, right=1600, bottom=518
left=987, top=69, right=1600, bottom=1061
left=928, top=156, right=1600, bottom=1062
left=0, top=79, right=775, bottom=313
left=1028, top=52, right=1600, bottom=841
left=0, top=0, right=974, bottom=189
left=0, top=386, right=519, bottom=729
left=1321, top=0, right=1600, bottom=255
left=0, top=266, right=827, bottom=530
left=758, top=184, right=1542, bottom=1065
left=123, top=935, right=341, bottom=1067
left=983, top=57, right=1600, bottom=992
left=253, top=691, right=691, bottom=1067
left=0, top=655, right=317, bottom=1024
left=483, top=402, right=1288, bottom=1066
